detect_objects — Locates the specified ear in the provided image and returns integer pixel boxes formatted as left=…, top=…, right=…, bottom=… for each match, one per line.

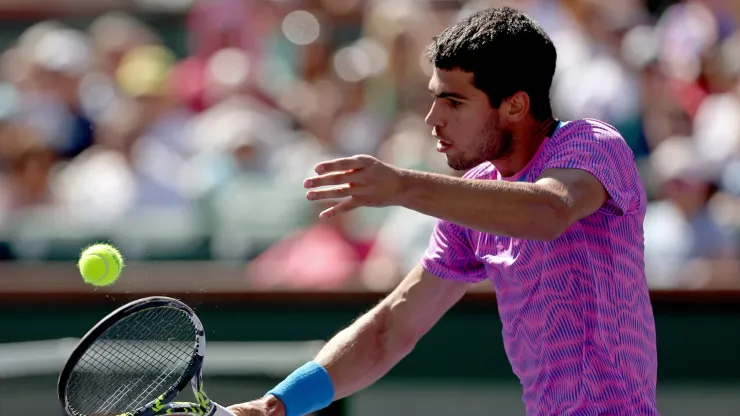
left=502, top=91, right=530, bottom=123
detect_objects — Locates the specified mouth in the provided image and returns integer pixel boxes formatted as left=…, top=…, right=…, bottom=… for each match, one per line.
left=436, top=139, right=452, bottom=153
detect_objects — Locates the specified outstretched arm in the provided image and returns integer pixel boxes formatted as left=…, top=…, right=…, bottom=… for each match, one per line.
left=304, top=155, right=607, bottom=241
left=227, top=265, right=470, bottom=415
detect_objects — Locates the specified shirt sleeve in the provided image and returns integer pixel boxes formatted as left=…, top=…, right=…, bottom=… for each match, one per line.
left=421, top=219, right=488, bottom=282
left=541, top=119, right=643, bottom=216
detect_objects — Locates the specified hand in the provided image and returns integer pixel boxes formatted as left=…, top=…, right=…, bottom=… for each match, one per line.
left=226, top=396, right=286, bottom=416
left=303, top=155, right=406, bottom=219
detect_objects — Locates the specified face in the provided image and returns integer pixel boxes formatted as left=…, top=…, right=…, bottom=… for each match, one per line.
left=424, top=67, right=513, bottom=171
left=664, top=178, right=710, bottom=216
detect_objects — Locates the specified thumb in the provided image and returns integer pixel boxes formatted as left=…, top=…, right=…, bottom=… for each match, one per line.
left=319, top=197, right=363, bottom=219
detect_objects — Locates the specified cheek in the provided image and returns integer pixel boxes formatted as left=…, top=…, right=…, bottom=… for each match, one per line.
left=466, top=111, right=498, bottom=141
left=453, top=109, right=491, bottom=135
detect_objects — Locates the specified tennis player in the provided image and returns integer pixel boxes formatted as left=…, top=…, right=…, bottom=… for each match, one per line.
left=228, top=6, right=659, bottom=416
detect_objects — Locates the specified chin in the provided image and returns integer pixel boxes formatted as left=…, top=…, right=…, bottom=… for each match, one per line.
left=446, top=155, right=483, bottom=171
left=446, top=160, right=476, bottom=171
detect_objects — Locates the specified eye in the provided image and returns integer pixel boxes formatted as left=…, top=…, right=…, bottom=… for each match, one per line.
left=448, top=98, right=461, bottom=108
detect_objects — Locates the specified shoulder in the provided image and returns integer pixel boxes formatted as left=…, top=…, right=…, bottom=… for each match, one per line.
left=541, top=118, right=645, bottom=215
left=545, top=118, right=634, bottom=163
left=461, top=162, right=497, bottom=180
left=551, top=118, right=629, bottom=148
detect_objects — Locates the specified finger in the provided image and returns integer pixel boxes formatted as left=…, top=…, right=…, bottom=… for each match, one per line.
left=319, top=198, right=363, bottom=219
left=306, top=184, right=371, bottom=201
left=304, top=171, right=362, bottom=188
left=315, top=156, right=368, bottom=174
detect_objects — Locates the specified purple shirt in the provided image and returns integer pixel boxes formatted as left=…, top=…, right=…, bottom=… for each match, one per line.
left=422, top=119, right=659, bottom=415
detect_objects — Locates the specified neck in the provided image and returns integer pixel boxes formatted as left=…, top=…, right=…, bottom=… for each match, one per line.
left=492, top=117, right=558, bottom=177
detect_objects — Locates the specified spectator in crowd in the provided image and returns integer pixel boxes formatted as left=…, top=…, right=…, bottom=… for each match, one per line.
left=644, top=137, right=739, bottom=289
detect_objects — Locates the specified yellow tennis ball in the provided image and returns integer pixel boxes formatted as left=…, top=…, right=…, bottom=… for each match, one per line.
left=78, top=244, right=125, bottom=287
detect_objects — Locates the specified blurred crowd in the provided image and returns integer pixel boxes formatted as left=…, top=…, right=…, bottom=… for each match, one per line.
left=1, top=0, right=740, bottom=290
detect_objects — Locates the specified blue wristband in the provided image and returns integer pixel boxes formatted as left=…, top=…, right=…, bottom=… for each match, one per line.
left=265, top=361, right=335, bottom=416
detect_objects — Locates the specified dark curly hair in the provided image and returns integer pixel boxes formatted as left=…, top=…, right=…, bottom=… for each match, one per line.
left=426, top=7, right=557, bottom=121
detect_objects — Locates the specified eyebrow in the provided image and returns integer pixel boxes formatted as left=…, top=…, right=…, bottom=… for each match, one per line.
left=428, top=88, right=467, bottom=100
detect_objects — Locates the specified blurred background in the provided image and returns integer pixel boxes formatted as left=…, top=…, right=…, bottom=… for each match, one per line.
left=1, top=0, right=740, bottom=415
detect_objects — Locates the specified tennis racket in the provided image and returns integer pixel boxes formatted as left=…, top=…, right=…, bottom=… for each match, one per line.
left=57, top=296, right=235, bottom=416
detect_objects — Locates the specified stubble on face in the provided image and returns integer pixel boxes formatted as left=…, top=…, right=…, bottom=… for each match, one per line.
left=446, top=111, right=515, bottom=171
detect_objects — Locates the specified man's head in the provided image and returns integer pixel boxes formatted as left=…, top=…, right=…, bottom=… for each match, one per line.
left=424, top=7, right=557, bottom=170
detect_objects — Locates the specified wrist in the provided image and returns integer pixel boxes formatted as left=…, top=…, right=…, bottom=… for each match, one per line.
left=265, top=361, right=334, bottom=416
left=396, top=168, right=423, bottom=208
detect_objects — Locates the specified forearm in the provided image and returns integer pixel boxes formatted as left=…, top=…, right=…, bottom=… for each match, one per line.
left=313, top=300, right=416, bottom=400
left=261, top=307, right=406, bottom=416
left=398, top=169, right=569, bottom=240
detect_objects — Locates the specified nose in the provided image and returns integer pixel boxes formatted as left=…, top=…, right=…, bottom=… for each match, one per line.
left=425, top=100, right=444, bottom=128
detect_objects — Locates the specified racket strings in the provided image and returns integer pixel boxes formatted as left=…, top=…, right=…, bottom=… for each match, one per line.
left=92, top=314, right=189, bottom=408
left=65, top=306, right=198, bottom=416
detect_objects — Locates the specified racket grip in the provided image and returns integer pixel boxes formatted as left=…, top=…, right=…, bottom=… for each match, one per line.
left=210, top=403, right=237, bottom=416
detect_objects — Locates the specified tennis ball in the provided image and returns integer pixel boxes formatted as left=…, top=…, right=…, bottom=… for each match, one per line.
left=78, top=244, right=125, bottom=287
